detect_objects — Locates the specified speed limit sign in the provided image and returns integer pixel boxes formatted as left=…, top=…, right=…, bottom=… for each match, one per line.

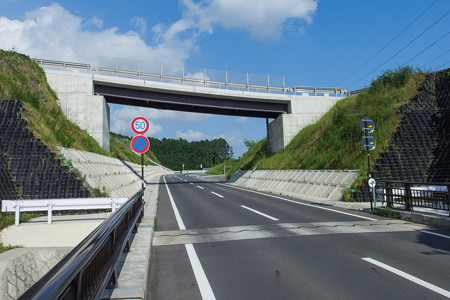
left=131, top=117, right=149, bottom=135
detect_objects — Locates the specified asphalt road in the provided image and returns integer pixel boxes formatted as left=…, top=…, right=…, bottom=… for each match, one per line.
left=148, top=174, right=450, bottom=300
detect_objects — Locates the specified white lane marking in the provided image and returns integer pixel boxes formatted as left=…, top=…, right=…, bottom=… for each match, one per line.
left=211, top=192, right=224, bottom=198
left=223, top=184, right=377, bottom=221
left=164, top=176, right=186, bottom=230
left=190, top=182, right=194, bottom=185
left=197, top=185, right=204, bottom=189
left=362, top=258, right=450, bottom=298
left=185, top=244, right=216, bottom=300
left=164, top=176, right=216, bottom=300
left=241, top=205, right=279, bottom=221
left=421, top=230, right=450, bottom=239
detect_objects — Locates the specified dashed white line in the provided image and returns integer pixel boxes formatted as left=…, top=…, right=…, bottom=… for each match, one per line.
left=362, top=257, right=450, bottom=298
left=421, top=230, right=450, bottom=239
left=211, top=192, right=224, bottom=198
left=223, top=184, right=377, bottom=221
left=197, top=185, right=204, bottom=190
left=241, top=205, right=279, bottom=221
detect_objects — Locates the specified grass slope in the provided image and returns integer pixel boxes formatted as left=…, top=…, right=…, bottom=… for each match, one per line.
left=0, top=50, right=158, bottom=163
left=209, top=67, right=425, bottom=179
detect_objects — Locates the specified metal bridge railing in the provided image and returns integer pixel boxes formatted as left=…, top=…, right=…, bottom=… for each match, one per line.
left=19, top=189, right=146, bottom=300
left=33, top=57, right=347, bottom=96
left=377, top=181, right=449, bottom=216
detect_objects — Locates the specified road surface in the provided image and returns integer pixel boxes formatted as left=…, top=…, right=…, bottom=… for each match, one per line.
left=148, top=174, right=450, bottom=299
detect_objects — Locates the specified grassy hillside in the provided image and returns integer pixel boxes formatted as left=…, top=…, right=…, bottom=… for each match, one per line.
left=0, top=50, right=158, bottom=164
left=209, top=67, right=425, bottom=179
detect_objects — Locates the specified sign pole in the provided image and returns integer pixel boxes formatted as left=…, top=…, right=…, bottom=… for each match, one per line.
left=141, top=154, right=144, bottom=188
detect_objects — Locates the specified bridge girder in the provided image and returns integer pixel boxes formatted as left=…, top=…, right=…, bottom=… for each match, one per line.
left=94, top=84, right=288, bottom=119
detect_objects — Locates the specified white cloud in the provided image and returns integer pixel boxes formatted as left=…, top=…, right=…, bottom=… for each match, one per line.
left=180, top=0, right=318, bottom=41
left=176, top=129, right=211, bottom=140
left=218, top=130, right=245, bottom=156
left=110, top=106, right=162, bottom=137
left=0, top=3, right=195, bottom=65
left=131, top=17, right=147, bottom=37
left=235, top=117, right=248, bottom=124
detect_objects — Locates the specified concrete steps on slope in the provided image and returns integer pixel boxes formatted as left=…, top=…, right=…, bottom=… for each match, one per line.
left=229, top=169, right=358, bottom=201
left=58, top=147, right=170, bottom=198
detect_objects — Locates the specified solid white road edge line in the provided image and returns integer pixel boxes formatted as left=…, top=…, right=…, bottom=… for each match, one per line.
left=241, top=205, right=279, bottom=221
left=185, top=244, right=217, bottom=300
left=164, top=176, right=186, bottom=230
left=211, top=192, right=224, bottom=198
left=163, top=176, right=216, bottom=300
left=362, top=257, right=450, bottom=298
left=223, top=184, right=377, bottom=221
left=421, top=230, right=450, bottom=239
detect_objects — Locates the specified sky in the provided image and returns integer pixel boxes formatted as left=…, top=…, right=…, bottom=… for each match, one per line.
left=0, top=0, right=449, bottom=157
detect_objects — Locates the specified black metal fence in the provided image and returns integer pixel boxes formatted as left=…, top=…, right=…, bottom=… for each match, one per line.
left=19, top=188, right=145, bottom=300
left=378, top=181, right=449, bottom=216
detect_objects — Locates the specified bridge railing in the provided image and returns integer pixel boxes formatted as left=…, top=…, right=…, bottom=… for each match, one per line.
left=292, top=86, right=348, bottom=97
left=18, top=188, right=145, bottom=300
left=377, top=181, right=449, bottom=215
left=34, top=58, right=347, bottom=96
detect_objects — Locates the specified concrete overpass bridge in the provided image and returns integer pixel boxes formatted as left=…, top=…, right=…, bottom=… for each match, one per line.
left=36, top=58, right=347, bottom=153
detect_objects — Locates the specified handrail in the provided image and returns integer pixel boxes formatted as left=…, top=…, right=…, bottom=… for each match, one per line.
left=376, top=181, right=449, bottom=215
left=291, top=86, right=347, bottom=96
left=18, top=188, right=146, bottom=300
left=33, top=58, right=347, bottom=96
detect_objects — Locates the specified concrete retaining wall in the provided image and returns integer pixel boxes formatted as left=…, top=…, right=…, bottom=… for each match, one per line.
left=230, top=169, right=358, bottom=201
left=0, top=248, right=70, bottom=300
left=58, top=147, right=169, bottom=198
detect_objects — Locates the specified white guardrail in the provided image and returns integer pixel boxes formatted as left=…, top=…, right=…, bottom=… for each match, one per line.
left=1, top=197, right=128, bottom=225
left=33, top=58, right=348, bottom=96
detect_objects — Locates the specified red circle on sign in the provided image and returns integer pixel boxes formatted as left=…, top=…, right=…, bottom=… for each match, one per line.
left=131, top=136, right=150, bottom=154
left=131, top=117, right=149, bottom=135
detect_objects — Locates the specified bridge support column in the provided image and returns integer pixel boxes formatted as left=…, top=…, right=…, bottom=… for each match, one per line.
left=44, top=69, right=111, bottom=151
left=269, top=113, right=327, bottom=153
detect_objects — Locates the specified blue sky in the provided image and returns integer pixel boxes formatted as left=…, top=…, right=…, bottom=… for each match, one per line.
left=0, top=0, right=449, bottom=157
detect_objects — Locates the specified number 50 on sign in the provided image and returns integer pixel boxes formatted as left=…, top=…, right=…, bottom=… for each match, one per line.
left=131, top=117, right=149, bottom=135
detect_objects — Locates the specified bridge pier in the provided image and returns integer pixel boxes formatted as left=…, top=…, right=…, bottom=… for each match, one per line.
left=269, top=96, right=341, bottom=153
left=45, top=69, right=111, bottom=151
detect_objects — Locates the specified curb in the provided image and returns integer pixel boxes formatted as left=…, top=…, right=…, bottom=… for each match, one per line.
left=106, top=175, right=160, bottom=300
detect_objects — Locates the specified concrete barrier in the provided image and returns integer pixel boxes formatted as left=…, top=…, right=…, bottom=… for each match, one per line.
left=229, top=169, right=358, bottom=202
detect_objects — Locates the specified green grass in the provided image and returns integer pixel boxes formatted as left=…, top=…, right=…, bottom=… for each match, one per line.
left=209, top=67, right=425, bottom=180
left=0, top=50, right=159, bottom=164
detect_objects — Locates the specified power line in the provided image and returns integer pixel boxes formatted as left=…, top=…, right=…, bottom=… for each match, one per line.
left=434, top=60, right=450, bottom=71
left=349, top=8, right=450, bottom=89
left=402, top=32, right=450, bottom=66
left=425, top=49, right=450, bottom=67
left=336, top=0, right=437, bottom=86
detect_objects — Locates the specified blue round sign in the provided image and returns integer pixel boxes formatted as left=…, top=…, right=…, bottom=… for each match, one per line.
left=131, top=136, right=150, bottom=154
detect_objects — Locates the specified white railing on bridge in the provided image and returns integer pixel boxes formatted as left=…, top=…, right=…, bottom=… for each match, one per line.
left=292, top=86, right=347, bottom=96
left=2, top=197, right=128, bottom=225
left=33, top=57, right=347, bottom=97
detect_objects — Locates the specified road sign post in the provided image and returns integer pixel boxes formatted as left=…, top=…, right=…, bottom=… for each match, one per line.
left=131, top=117, right=150, bottom=188
left=368, top=178, right=377, bottom=208
left=361, top=117, right=376, bottom=210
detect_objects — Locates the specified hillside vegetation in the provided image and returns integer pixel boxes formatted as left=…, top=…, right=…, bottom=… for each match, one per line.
left=149, top=137, right=233, bottom=171
left=209, top=67, right=425, bottom=179
left=0, top=50, right=157, bottom=164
